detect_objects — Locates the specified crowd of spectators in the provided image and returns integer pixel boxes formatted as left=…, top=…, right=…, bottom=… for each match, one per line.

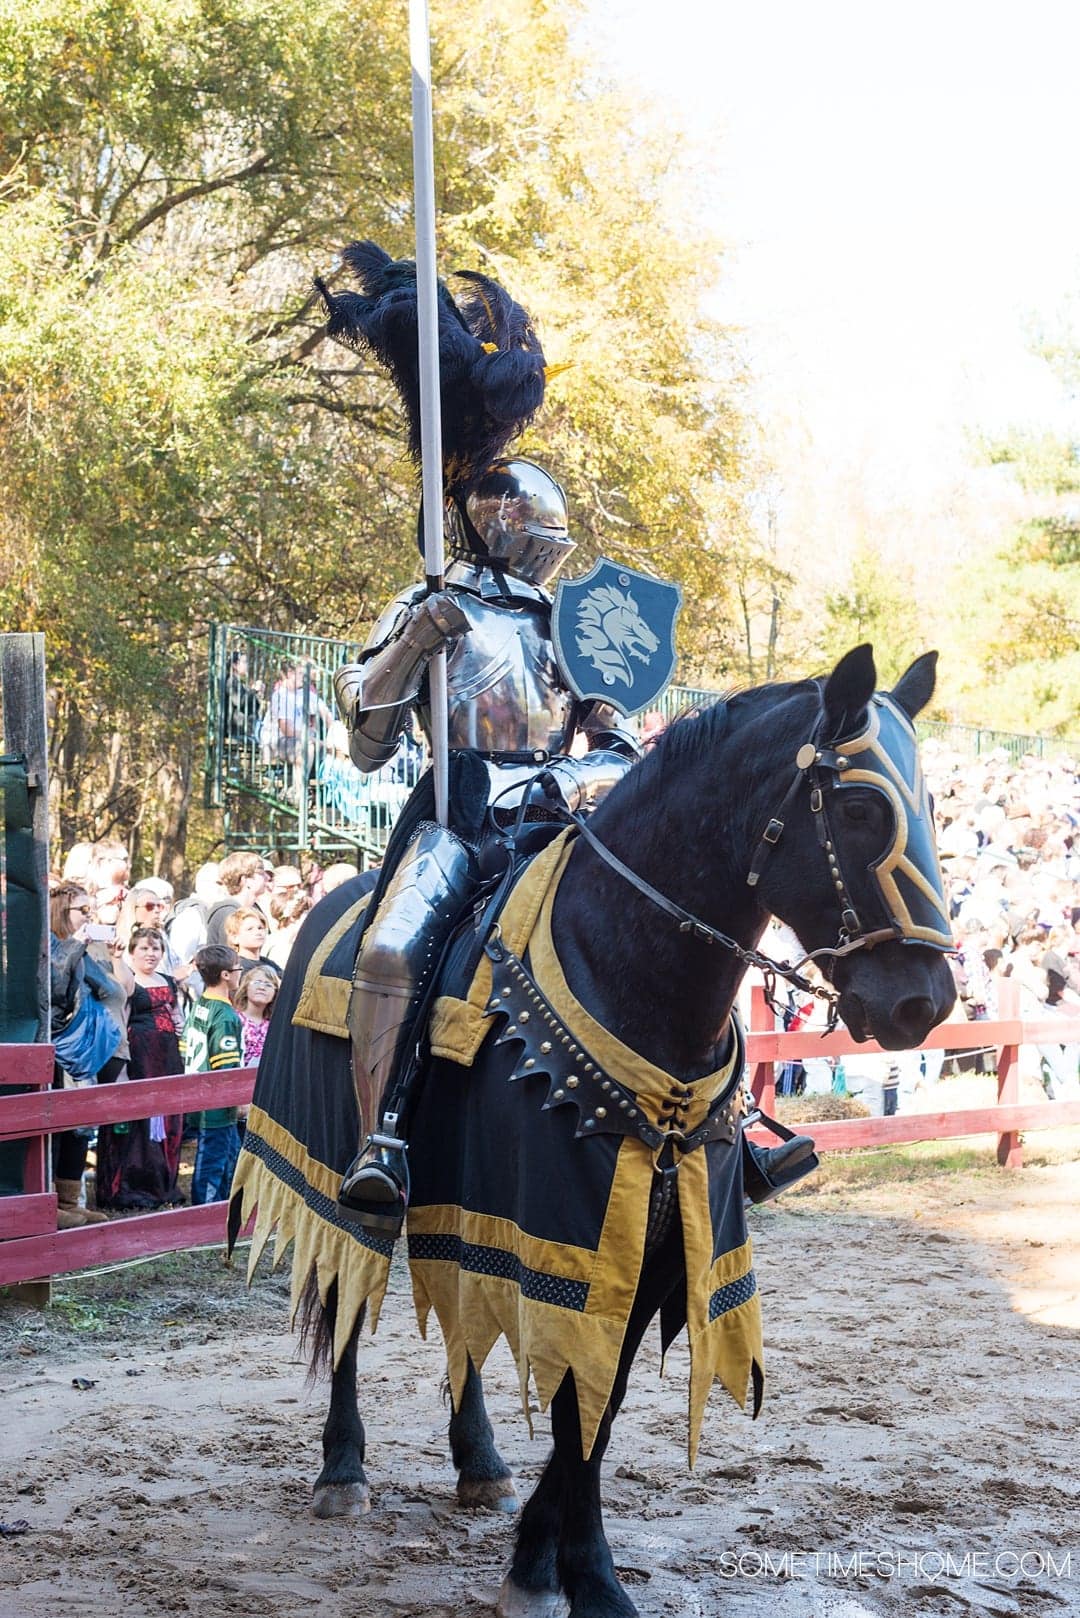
left=755, top=740, right=1080, bottom=1112
left=45, top=738, right=1080, bottom=1219
left=46, top=845, right=352, bottom=1224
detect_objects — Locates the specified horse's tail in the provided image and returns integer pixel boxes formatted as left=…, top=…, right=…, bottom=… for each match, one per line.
left=297, top=1271, right=367, bottom=1382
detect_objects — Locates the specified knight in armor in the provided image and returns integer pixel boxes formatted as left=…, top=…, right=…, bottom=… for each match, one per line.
left=315, top=244, right=639, bottom=1235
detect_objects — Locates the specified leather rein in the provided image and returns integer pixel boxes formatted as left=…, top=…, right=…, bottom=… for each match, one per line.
left=556, top=701, right=901, bottom=1026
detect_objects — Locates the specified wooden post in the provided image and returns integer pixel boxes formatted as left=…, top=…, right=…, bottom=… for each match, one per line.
left=995, top=978, right=1022, bottom=1169
left=0, top=633, right=51, bottom=1303
left=749, top=983, right=776, bottom=1114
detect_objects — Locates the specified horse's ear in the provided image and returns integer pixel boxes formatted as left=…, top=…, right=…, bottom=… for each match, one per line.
left=891, top=650, right=938, bottom=721
left=822, top=644, right=877, bottom=736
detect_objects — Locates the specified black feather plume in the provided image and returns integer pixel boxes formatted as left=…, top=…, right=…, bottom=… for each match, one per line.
left=315, top=241, right=547, bottom=494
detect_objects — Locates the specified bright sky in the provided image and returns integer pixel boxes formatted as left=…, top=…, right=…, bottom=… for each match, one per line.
left=590, top=0, right=1080, bottom=482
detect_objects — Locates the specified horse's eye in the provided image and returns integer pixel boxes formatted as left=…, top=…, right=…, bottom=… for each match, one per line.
left=843, top=800, right=869, bottom=823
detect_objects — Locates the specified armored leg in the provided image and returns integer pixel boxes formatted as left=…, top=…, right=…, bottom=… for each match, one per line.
left=339, top=822, right=476, bottom=1235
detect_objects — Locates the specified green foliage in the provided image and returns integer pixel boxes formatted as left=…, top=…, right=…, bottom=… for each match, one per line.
left=0, top=0, right=756, bottom=870
left=954, top=517, right=1080, bottom=734
left=820, top=544, right=922, bottom=685
left=969, top=306, right=1080, bottom=734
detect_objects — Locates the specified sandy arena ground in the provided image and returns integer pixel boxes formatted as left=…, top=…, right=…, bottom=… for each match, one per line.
left=2, top=1121, right=1079, bottom=1618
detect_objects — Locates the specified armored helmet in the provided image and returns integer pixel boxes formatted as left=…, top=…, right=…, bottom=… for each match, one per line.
left=446, top=459, right=577, bottom=588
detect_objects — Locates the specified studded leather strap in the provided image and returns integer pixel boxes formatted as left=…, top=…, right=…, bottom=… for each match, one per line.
left=483, top=937, right=743, bottom=1153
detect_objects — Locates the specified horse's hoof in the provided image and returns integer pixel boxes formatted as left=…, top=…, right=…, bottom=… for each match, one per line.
left=312, top=1481, right=371, bottom=1518
left=457, top=1474, right=519, bottom=1512
left=496, top=1575, right=568, bottom=1618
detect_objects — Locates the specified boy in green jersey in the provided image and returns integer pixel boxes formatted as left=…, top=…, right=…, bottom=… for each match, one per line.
left=183, top=945, right=245, bottom=1204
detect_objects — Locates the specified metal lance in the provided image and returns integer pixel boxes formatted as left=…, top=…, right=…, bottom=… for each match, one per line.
left=409, top=0, right=449, bottom=827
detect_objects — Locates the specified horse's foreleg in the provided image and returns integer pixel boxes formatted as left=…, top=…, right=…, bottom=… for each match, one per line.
left=498, top=1447, right=566, bottom=1617
left=549, top=1375, right=636, bottom=1618
left=312, top=1284, right=370, bottom=1519
left=450, top=1357, right=518, bottom=1511
left=550, top=1220, right=685, bottom=1618
left=499, top=1322, right=655, bottom=1618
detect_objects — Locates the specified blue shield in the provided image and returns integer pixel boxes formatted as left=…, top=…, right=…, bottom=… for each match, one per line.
left=552, top=559, right=682, bottom=717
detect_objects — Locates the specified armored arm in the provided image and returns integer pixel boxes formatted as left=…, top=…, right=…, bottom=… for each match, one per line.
left=579, top=701, right=642, bottom=760
left=540, top=703, right=641, bottom=815
left=334, top=590, right=470, bottom=774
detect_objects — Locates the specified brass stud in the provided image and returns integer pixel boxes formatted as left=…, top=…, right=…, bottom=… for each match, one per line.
left=520, top=1010, right=530, bottom=1023
left=540, top=1041, right=552, bottom=1054
left=619, top=1099, right=630, bottom=1110
left=584, top=1119, right=596, bottom=1130
left=524, top=1058, right=535, bottom=1069
left=561, top=1034, right=571, bottom=1045
left=553, top=1089, right=565, bottom=1101
left=502, top=987, right=511, bottom=998
left=507, top=1025, right=517, bottom=1035
left=489, top=998, right=501, bottom=1010
left=601, top=1080, right=611, bottom=1092
left=595, top=1107, right=607, bottom=1119
left=567, top=1076, right=579, bottom=1089
left=584, top=1063, right=594, bottom=1074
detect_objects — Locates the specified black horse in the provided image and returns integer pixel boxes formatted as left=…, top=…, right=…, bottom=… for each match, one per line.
left=232, top=643, right=955, bottom=1618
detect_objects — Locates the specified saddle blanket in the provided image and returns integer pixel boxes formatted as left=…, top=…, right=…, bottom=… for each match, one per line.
left=231, top=831, right=763, bottom=1463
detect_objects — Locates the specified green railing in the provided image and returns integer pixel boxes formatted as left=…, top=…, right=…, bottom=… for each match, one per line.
left=655, top=686, right=1080, bottom=762
left=206, top=624, right=1078, bottom=858
left=205, top=624, right=424, bottom=862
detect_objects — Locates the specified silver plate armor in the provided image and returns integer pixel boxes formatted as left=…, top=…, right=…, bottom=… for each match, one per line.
left=338, top=554, right=640, bottom=1168
left=347, top=822, right=475, bottom=1111
left=445, top=459, right=577, bottom=588
left=335, top=557, right=638, bottom=791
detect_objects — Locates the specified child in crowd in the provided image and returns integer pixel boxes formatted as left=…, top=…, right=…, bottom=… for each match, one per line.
left=182, top=944, right=245, bottom=1204
left=234, top=966, right=278, bottom=1067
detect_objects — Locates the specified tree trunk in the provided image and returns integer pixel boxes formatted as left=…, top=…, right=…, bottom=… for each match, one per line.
left=155, top=733, right=195, bottom=883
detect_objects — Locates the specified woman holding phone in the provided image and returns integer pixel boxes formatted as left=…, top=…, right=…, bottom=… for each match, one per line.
left=48, top=883, right=126, bottom=1226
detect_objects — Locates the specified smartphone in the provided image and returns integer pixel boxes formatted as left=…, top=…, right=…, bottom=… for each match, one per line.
left=83, top=922, right=116, bottom=943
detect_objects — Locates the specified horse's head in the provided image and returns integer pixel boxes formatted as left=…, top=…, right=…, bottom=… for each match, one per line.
left=575, top=585, right=661, bottom=690
left=750, top=644, right=956, bottom=1050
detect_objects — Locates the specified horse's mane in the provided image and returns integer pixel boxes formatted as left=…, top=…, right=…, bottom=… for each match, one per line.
left=588, top=674, right=823, bottom=860
left=634, top=675, right=821, bottom=784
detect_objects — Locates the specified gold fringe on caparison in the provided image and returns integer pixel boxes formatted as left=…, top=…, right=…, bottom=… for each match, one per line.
left=414, top=828, right=765, bottom=1464
left=231, top=1105, right=393, bottom=1367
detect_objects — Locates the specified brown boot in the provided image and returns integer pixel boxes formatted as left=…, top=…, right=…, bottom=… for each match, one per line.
left=55, top=1178, right=108, bottom=1227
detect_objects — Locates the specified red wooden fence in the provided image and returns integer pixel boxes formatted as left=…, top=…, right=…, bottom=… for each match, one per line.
left=0, top=1049, right=257, bottom=1289
left=2, top=980, right=1080, bottom=1288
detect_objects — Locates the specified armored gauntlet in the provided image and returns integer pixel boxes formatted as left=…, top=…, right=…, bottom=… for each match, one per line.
left=335, top=592, right=469, bottom=773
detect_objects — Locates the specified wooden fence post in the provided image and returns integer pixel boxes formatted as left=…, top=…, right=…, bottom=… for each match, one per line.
left=749, top=983, right=776, bottom=1114
left=995, top=978, right=1022, bottom=1169
left=0, top=633, right=51, bottom=1303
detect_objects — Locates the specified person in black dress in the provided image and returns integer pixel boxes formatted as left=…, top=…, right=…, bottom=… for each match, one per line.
left=95, top=926, right=185, bottom=1210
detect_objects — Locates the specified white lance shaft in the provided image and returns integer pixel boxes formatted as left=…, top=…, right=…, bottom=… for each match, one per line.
left=410, top=0, right=449, bottom=827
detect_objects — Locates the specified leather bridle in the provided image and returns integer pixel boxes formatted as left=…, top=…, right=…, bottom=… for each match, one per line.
left=553, top=693, right=937, bottom=1024
left=744, top=701, right=900, bottom=954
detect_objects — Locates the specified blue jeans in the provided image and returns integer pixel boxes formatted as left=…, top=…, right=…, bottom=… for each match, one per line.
left=192, top=1124, right=241, bottom=1205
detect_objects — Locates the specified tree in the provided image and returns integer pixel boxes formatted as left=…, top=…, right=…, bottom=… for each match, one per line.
left=0, top=0, right=758, bottom=874
left=969, top=301, right=1080, bottom=734
left=820, top=543, right=922, bottom=685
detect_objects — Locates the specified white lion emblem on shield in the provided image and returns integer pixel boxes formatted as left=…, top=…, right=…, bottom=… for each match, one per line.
left=575, top=584, right=660, bottom=688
